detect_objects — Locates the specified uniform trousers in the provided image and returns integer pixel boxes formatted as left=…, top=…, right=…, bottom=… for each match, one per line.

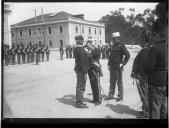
left=46, top=53, right=49, bottom=61
left=36, top=54, right=40, bottom=65
left=109, top=67, right=123, bottom=99
left=149, top=86, right=167, bottom=119
left=88, top=68, right=102, bottom=102
left=136, top=79, right=149, bottom=117
left=22, top=54, right=26, bottom=64
left=17, top=54, right=21, bottom=64
left=11, top=54, right=16, bottom=65
left=75, top=71, right=87, bottom=104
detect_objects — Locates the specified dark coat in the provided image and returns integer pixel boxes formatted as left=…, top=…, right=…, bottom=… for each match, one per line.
left=145, top=40, right=168, bottom=88
left=90, top=48, right=103, bottom=76
left=132, top=47, right=151, bottom=76
left=73, top=45, right=90, bottom=74
left=108, top=43, right=130, bottom=68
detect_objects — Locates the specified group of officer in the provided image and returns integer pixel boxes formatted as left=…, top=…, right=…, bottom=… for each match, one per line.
left=3, top=43, right=50, bottom=66
left=73, top=32, right=130, bottom=108
left=73, top=25, right=167, bottom=119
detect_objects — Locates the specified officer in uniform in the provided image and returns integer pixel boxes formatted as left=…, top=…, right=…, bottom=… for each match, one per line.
left=35, top=44, right=41, bottom=65
left=65, top=45, right=69, bottom=58
left=73, top=35, right=91, bottom=108
left=69, top=45, right=73, bottom=58
left=21, top=44, right=26, bottom=64
left=105, top=32, right=130, bottom=101
left=59, top=46, right=64, bottom=60
left=131, top=38, right=151, bottom=118
left=30, top=45, right=35, bottom=63
left=88, top=40, right=103, bottom=106
left=41, top=45, right=45, bottom=62
left=45, top=46, right=50, bottom=61
left=25, top=44, right=30, bottom=63
left=10, top=44, right=16, bottom=65
left=4, top=45, right=10, bottom=66
left=16, top=44, right=21, bottom=64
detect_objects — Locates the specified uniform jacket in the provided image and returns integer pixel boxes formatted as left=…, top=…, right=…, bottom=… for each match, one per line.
left=73, top=45, right=90, bottom=74
left=145, top=40, right=168, bottom=88
left=108, top=43, right=130, bottom=68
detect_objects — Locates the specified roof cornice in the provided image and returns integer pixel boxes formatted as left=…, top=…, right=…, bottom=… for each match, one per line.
left=11, top=17, right=105, bottom=29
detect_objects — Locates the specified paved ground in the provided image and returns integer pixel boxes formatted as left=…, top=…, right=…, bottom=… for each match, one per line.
left=3, top=48, right=142, bottom=118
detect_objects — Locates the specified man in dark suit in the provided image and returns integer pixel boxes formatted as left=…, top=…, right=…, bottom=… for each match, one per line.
left=73, top=35, right=91, bottom=108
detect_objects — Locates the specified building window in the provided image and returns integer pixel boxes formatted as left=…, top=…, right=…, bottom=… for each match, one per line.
left=59, top=25, right=63, bottom=33
left=94, top=28, right=97, bottom=35
left=60, top=40, right=63, bottom=47
left=82, top=26, right=84, bottom=33
left=37, top=28, right=42, bottom=35
left=19, top=30, right=23, bottom=37
left=100, top=40, right=102, bottom=44
left=100, top=29, right=102, bottom=35
left=48, top=27, right=52, bottom=35
left=75, top=26, right=78, bottom=33
left=28, top=29, right=31, bottom=36
left=49, top=40, right=52, bottom=47
left=11, top=31, right=14, bottom=37
left=89, top=27, right=91, bottom=34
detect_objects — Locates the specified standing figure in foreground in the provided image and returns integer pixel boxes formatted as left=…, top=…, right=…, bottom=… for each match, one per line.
left=144, top=5, right=168, bottom=118
left=88, top=41, right=103, bottom=105
left=131, top=39, right=151, bottom=118
left=73, top=35, right=91, bottom=108
left=105, top=32, right=130, bottom=101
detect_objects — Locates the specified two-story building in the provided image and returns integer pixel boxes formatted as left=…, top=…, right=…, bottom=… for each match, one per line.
left=11, top=11, right=105, bottom=48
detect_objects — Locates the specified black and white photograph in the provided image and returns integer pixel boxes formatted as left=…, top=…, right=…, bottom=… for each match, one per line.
left=2, top=1, right=168, bottom=121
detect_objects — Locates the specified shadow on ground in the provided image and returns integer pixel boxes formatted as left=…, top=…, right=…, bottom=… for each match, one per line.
left=106, top=104, right=139, bottom=117
left=55, top=94, right=92, bottom=107
left=87, top=93, right=107, bottom=99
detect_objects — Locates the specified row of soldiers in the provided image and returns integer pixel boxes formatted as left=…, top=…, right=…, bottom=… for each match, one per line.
left=3, top=43, right=50, bottom=66
left=65, top=44, right=112, bottom=59
left=65, top=45, right=75, bottom=58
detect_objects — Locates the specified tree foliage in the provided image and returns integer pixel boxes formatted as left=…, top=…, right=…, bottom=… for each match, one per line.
left=99, top=4, right=163, bottom=45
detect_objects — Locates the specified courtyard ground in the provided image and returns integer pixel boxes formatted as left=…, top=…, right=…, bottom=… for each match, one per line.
left=3, top=48, right=143, bottom=118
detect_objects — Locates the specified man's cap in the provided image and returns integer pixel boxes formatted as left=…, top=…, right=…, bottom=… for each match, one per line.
left=112, top=32, right=120, bottom=37
left=75, top=35, right=84, bottom=41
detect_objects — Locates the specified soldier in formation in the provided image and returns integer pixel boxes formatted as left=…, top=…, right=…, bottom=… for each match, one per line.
left=65, top=45, right=69, bottom=58
left=4, top=44, right=10, bottom=66
left=45, top=46, right=50, bottom=61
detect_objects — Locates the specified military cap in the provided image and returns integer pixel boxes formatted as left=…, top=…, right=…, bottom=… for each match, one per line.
left=75, top=35, right=84, bottom=41
left=112, top=32, right=120, bottom=37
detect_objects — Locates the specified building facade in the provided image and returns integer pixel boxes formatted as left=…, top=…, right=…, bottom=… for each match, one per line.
left=11, top=11, right=105, bottom=48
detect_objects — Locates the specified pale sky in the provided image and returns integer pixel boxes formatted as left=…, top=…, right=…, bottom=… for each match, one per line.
left=6, top=2, right=158, bottom=25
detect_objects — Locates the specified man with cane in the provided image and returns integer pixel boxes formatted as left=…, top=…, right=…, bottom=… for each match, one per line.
left=105, top=32, right=130, bottom=102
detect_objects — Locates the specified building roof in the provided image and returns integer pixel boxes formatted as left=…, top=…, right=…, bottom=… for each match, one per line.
left=11, top=11, right=73, bottom=27
left=11, top=11, right=104, bottom=28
